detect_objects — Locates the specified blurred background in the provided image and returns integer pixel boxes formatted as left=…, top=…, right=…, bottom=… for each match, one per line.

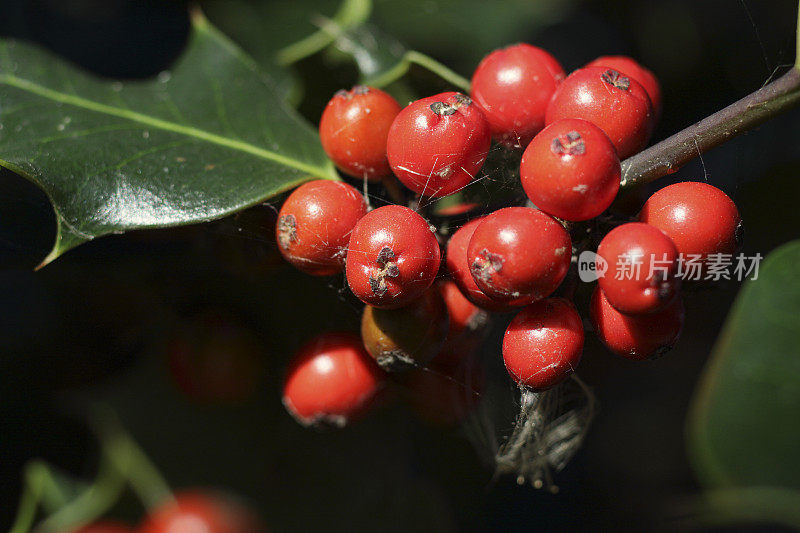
left=0, top=0, right=798, bottom=530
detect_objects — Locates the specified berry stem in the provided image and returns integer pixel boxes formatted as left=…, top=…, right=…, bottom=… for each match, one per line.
left=369, top=50, right=472, bottom=92
left=275, top=0, right=373, bottom=66
left=620, top=67, right=800, bottom=189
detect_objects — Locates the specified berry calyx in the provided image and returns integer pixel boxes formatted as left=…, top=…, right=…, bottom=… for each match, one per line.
left=502, top=298, right=584, bottom=390
left=638, top=181, right=742, bottom=267
left=470, top=43, right=565, bottom=148
left=590, top=286, right=684, bottom=360
left=446, top=218, right=521, bottom=312
left=361, top=289, right=449, bottom=371
left=597, top=222, right=681, bottom=315
left=545, top=66, right=654, bottom=159
left=276, top=180, right=368, bottom=276
left=319, top=85, right=401, bottom=180
left=139, top=490, right=263, bottom=533
left=282, top=332, right=384, bottom=428
left=520, top=118, right=621, bottom=221
left=386, top=92, right=491, bottom=197
left=346, top=205, right=441, bottom=309
left=466, top=207, right=571, bottom=306
left=586, top=55, right=662, bottom=119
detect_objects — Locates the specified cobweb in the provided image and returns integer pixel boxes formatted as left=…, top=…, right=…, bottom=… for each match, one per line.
left=196, top=136, right=598, bottom=488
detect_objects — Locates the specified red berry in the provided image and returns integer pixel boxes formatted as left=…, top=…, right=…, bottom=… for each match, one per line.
left=360, top=289, right=449, bottom=371
left=75, top=522, right=131, bottom=533
left=405, top=354, right=485, bottom=426
left=386, top=92, right=491, bottom=197
left=435, top=280, right=489, bottom=366
left=586, top=56, right=662, bottom=119
left=467, top=207, right=571, bottom=306
left=520, top=118, right=621, bottom=221
left=139, top=491, right=262, bottom=533
left=276, top=180, right=368, bottom=276
left=346, top=205, right=440, bottom=308
left=166, top=309, right=265, bottom=404
left=597, top=222, right=680, bottom=315
left=319, top=86, right=401, bottom=180
left=545, top=66, right=654, bottom=159
left=590, top=286, right=684, bottom=360
left=638, top=182, right=742, bottom=267
left=283, top=332, right=384, bottom=428
left=445, top=218, right=520, bottom=312
left=502, top=298, right=584, bottom=390
left=470, top=43, right=565, bottom=148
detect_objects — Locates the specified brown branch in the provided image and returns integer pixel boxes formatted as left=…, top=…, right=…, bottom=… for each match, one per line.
left=620, top=68, right=800, bottom=189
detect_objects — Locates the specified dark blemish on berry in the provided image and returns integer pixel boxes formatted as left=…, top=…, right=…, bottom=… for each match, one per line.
left=430, top=94, right=472, bottom=116
left=375, top=349, right=416, bottom=372
left=470, top=248, right=504, bottom=284
left=430, top=101, right=457, bottom=116
left=601, top=69, right=631, bottom=91
left=277, top=214, right=297, bottom=250
left=368, top=246, right=400, bottom=296
left=551, top=131, right=585, bottom=156
left=452, top=93, right=472, bottom=107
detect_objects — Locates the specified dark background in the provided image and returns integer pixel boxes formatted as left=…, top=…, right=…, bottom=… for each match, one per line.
left=0, top=0, right=799, bottom=531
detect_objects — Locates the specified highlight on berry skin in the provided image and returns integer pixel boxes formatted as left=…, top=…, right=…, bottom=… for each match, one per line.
left=470, top=43, right=566, bottom=148
left=319, top=85, right=401, bottom=181
left=521, top=118, right=621, bottom=221
left=282, top=332, right=385, bottom=429
left=346, top=205, right=441, bottom=309
left=386, top=91, right=491, bottom=197
left=466, top=207, right=572, bottom=307
left=502, top=298, right=584, bottom=390
left=275, top=179, right=368, bottom=276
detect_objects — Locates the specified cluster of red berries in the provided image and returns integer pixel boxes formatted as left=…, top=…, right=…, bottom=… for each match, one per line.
left=275, top=44, right=742, bottom=428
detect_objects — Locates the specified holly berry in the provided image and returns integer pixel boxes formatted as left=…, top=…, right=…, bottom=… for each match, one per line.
left=586, top=55, right=662, bottom=119
left=520, top=118, right=621, bottom=221
left=346, top=205, right=441, bottom=308
left=404, top=354, right=485, bottom=426
left=139, top=491, right=262, bottom=533
left=386, top=92, right=491, bottom=197
left=638, top=181, right=742, bottom=266
left=361, top=288, right=449, bottom=371
left=75, top=522, right=131, bottom=533
left=467, top=207, right=571, bottom=306
left=282, top=332, right=384, bottom=428
left=166, top=309, right=265, bottom=404
left=502, top=298, right=584, bottom=390
left=590, top=286, right=684, bottom=360
left=445, top=218, right=519, bottom=312
left=438, top=280, right=486, bottom=338
left=276, top=180, right=368, bottom=276
left=432, top=280, right=489, bottom=367
left=319, top=85, right=401, bottom=180
left=545, top=66, right=654, bottom=159
left=597, top=222, right=680, bottom=315
left=470, top=43, right=565, bottom=148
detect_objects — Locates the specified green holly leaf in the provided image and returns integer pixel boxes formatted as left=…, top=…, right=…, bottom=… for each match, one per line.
left=0, top=10, right=336, bottom=267
left=687, top=240, right=800, bottom=526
